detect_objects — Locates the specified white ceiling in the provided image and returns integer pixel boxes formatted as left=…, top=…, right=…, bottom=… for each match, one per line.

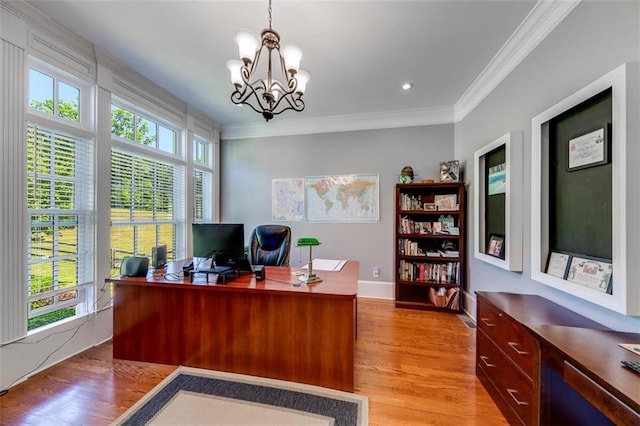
left=25, top=0, right=538, bottom=134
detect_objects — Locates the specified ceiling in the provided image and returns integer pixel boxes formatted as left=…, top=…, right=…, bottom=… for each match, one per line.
left=25, top=0, right=538, bottom=135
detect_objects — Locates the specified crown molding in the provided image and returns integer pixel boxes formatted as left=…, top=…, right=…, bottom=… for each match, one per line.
left=221, top=105, right=454, bottom=140
left=453, top=0, right=581, bottom=122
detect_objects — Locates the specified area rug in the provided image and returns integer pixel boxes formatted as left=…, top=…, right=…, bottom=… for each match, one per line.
left=112, top=366, right=368, bottom=425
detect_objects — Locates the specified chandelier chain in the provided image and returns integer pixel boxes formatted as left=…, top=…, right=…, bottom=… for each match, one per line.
left=268, top=0, right=272, bottom=29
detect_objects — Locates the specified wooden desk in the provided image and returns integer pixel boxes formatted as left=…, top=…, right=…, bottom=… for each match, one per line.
left=531, top=325, right=640, bottom=425
left=476, top=292, right=640, bottom=425
left=108, top=261, right=358, bottom=392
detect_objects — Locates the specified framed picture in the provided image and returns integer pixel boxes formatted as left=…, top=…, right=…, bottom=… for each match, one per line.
left=487, top=162, right=506, bottom=195
left=440, top=160, right=460, bottom=182
left=567, top=125, right=609, bottom=171
left=566, top=255, right=613, bottom=294
left=487, top=234, right=505, bottom=259
left=423, top=202, right=436, bottom=211
left=545, top=251, right=571, bottom=279
left=432, top=222, right=442, bottom=234
left=434, top=194, right=457, bottom=210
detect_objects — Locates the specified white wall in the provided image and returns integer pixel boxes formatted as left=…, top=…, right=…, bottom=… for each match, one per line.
left=454, top=1, right=640, bottom=331
left=221, top=125, right=454, bottom=290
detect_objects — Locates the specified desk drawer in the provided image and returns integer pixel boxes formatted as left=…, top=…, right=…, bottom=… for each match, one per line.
left=478, top=300, right=537, bottom=377
left=478, top=330, right=535, bottom=425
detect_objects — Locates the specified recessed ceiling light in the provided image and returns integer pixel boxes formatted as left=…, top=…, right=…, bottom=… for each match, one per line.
left=402, top=82, right=413, bottom=90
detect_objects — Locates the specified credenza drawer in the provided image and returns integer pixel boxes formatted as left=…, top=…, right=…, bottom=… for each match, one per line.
left=478, top=329, right=535, bottom=425
left=478, top=299, right=537, bottom=377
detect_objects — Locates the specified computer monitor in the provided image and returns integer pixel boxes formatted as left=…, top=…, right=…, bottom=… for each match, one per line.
left=192, top=223, right=246, bottom=266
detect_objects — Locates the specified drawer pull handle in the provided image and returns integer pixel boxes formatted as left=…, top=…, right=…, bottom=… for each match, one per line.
left=508, top=341, right=529, bottom=355
left=507, top=388, right=529, bottom=406
left=481, top=317, right=496, bottom=327
left=480, top=355, right=495, bottom=368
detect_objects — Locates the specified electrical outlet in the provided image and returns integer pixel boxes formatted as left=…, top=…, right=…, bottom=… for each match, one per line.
left=373, top=267, right=380, bottom=278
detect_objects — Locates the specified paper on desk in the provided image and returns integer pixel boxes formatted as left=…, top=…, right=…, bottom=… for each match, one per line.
left=619, top=343, right=640, bottom=355
left=302, top=259, right=347, bottom=271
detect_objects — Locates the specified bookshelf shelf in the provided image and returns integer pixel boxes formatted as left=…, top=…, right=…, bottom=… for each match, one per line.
left=395, top=182, right=465, bottom=312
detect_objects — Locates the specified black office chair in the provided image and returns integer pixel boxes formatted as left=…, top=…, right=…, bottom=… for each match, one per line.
left=248, top=225, right=292, bottom=266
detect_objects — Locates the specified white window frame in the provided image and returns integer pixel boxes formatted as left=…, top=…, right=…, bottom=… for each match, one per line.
left=25, top=59, right=96, bottom=331
left=192, top=135, right=214, bottom=223
left=110, top=100, right=187, bottom=268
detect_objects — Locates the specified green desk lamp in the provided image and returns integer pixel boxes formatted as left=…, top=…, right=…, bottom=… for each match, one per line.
left=296, top=237, right=322, bottom=284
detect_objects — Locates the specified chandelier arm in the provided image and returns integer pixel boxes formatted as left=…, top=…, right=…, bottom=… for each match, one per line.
left=270, top=102, right=305, bottom=117
left=233, top=82, right=271, bottom=114
left=267, top=91, right=304, bottom=116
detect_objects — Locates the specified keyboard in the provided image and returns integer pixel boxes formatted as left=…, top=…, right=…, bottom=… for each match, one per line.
left=621, top=360, right=640, bottom=375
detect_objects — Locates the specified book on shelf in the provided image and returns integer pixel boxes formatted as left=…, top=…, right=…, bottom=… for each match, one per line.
left=428, top=287, right=460, bottom=310
left=398, top=260, right=460, bottom=284
left=440, top=250, right=459, bottom=258
left=398, top=238, right=423, bottom=256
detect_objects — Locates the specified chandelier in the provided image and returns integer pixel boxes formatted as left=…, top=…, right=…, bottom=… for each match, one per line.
left=226, top=0, right=310, bottom=122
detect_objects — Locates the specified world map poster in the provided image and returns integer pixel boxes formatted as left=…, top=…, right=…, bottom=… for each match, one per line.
left=272, top=178, right=305, bottom=221
left=305, top=174, right=379, bottom=222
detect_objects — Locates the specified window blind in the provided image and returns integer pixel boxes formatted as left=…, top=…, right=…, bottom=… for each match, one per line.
left=193, top=169, right=212, bottom=222
left=110, top=149, right=183, bottom=266
left=26, top=124, right=94, bottom=320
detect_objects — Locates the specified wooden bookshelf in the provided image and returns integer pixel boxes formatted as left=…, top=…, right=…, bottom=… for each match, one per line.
left=395, top=182, right=465, bottom=311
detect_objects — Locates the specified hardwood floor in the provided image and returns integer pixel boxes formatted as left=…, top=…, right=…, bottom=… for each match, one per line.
left=0, top=298, right=507, bottom=425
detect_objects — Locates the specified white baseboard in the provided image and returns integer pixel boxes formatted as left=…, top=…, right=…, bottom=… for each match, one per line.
left=462, top=290, right=477, bottom=321
left=356, top=282, right=479, bottom=317
left=357, top=280, right=394, bottom=300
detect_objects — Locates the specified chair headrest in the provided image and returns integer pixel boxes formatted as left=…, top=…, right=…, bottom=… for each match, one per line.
left=255, top=225, right=290, bottom=251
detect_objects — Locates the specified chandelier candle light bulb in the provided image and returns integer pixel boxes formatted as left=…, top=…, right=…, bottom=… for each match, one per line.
left=227, top=0, right=310, bottom=121
left=236, top=30, right=260, bottom=64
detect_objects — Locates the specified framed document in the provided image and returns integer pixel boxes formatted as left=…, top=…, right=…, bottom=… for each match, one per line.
left=566, top=255, right=613, bottom=293
left=568, top=126, right=608, bottom=171
left=546, top=251, right=570, bottom=279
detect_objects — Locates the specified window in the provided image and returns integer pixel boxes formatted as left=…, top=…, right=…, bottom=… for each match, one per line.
left=193, top=137, right=214, bottom=222
left=26, top=125, right=94, bottom=330
left=193, top=169, right=212, bottom=221
left=28, top=68, right=80, bottom=123
left=194, top=139, right=208, bottom=165
left=110, top=150, right=183, bottom=274
left=111, top=104, right=177, bottom=154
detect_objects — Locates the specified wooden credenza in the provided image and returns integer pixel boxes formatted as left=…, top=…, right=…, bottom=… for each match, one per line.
left=475, top=292, right=640, bottom=425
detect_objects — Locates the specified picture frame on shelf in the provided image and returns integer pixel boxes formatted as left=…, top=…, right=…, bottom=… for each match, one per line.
left=545, top=251, right=571, bottom=279
left=567, top=125, right=609, bottom=171
left=439, top=160, right=460, bottom=182
left=423, top=202, right=436, bottom=211
left=434, top=194, right=457, bottom=210
left=566, top=255, right=613, bottom=294
left=487, top=234, right=505, bottom=259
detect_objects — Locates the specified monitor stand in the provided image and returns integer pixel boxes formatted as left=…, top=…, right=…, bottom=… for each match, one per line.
left=190, top=266, right=237, bottom=284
